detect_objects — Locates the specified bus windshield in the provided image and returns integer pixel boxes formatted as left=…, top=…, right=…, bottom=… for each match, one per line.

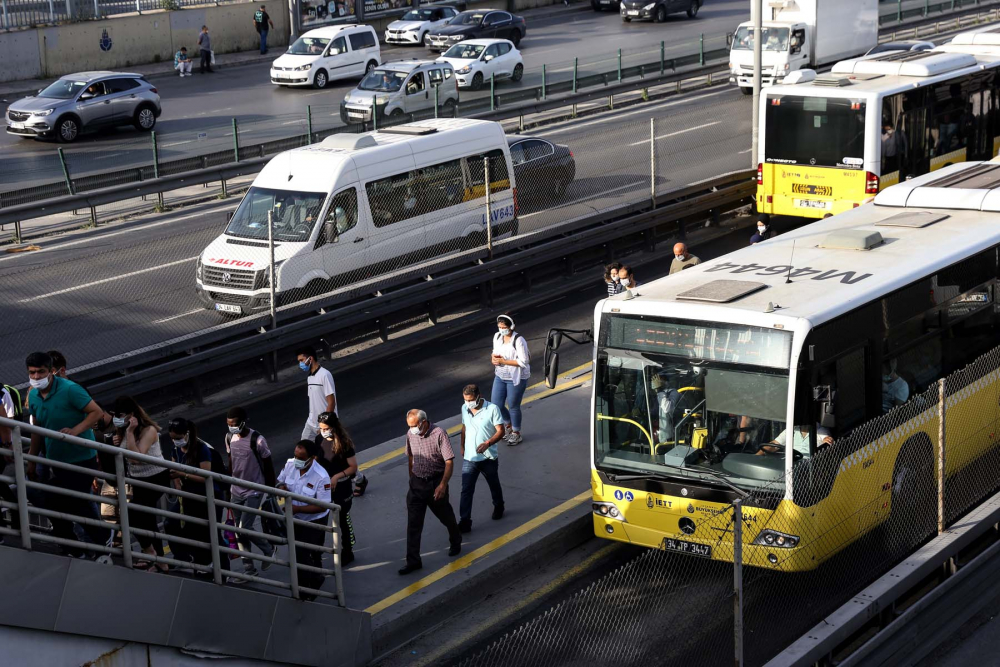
left=732, top=26, right=789, bottom=52
left=225, top=187, right=326, bottom=243
left=765, top=95, right=867, bottom=169
left=595, top=315, right=794, bottom=490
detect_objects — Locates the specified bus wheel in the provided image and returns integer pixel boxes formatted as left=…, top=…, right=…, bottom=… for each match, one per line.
left=740, top=86, right=752, bottom=96
left=886, top=435, right=936, bottom=550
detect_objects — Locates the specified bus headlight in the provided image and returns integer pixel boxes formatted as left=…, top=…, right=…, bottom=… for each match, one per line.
left=593, top=502, right=627, bottom=522
left=753, top=529, right=799, bottom=548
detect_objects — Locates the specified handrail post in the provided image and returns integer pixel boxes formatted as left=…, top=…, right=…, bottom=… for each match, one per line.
left=434, top=84, right=439, bottom=118
left=699, top=33, right=704, bottom=66
left=231, top=118, right=239, bottom=163
left=58, top=147, right=74, bottom=195
left=11, top=425, right=32, bottom=549
left=306, top=105, right=313, bottom=144
left=284, top=498, right=301, bottom=599
left=897, top=0, right=902, bottom=22
left=484, top=156, right=493, bottom=260
left=151, top=131, right=164, bottom=210
left=733, top=499, right=744, bottom=667
left=660, top=40, right=665, bottom=75
left=330, top=510, right=345, bottom=605
left=490, top=72, right=495, bottom=111
left=114, top=453, right=133, bottom=568
left=204, top=478, right=223, bottom=585
left=541, top=64, right=547, bottom=100
left=372, top=97, right=378, bottom=132
left=938, top=378, right=946, bottom=535
left=572, top=57, right=578, bottom=93
left=617, top=48, right=622, bottom=82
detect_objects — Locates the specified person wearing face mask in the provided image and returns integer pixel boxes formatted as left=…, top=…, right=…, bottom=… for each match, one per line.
left=110, top=395, right=170, bottom=570
left=882, top=360, right=910, bottom=414
left=315, top=411, right=357, bottom=566
left=24, top=351, right=114, bottom=559
left=400, top=409, right=462, bottom=575
left=276, top=439, right=333, bottom=599
left=750, top=216, right=775, bottom=245
left=224, top=406, right=278, bottom=580
left=296, top=345, right=337, bottom=436
left=458, top=384, right=505, bottom=534
left=617, top=265, right=637, bottom=293
left=491, top=314, right=531, bottom=446
left=668, top=243, right=701, bottom=275
left=604, top=262, right=624, bottom=297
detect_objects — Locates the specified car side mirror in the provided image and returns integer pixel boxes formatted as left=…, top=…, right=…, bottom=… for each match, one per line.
left=80, top=92, right=94, bottom=100
left=484, top=54, right=494, bottom=61
left=324, top=221, right=339, bottom=243
left=726, top=33, right=734, bottom=47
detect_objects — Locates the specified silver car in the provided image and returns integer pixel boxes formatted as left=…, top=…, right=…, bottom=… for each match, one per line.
left=6, top=71, right=162, bottom=143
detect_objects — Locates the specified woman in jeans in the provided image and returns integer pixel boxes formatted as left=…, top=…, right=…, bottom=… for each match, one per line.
left=315, top=411, right=357, bottom=566
left=111, top=395, right=170, bottom=572
left=490, top=314, right=531, bottom=446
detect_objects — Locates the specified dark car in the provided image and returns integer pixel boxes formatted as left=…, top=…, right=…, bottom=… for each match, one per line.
left=621, top=0, right=701, bottom=22
left=592, top=0, right=621, bottom=11
left=508, top=136, right=575, bottom=202
left=865, top=40, right=934, bottom=56
left=426, top=9, right=526, bottom=51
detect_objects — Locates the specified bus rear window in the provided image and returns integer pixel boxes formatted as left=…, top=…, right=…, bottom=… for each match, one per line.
left=765, top=95, right=866, bottom=169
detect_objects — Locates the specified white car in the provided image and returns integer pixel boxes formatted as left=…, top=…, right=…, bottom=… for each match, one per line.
left=436, top=38, right=523, bottom=91
left=270, top=25, right=380, bottom=89
left=385, top=5, right=459, bottom=46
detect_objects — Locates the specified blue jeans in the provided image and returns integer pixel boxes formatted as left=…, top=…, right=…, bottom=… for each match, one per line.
left=259, top=29, right=268, bottom=54
left=460, top=458, right=504, bottom=524
left=492, top=376, right=528, bottom=431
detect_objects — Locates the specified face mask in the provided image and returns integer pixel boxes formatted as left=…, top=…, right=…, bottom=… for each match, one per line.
left=675, top=255, right=685, bottom=261
left=620, top=279, right=630, bottom=287
left=465, top=400, right=478, bottom=410
left=293, top=457, right=308, bottom=469
left=28, top=375, right=50, bottom=390
left=320, top=429, right=333, bottom=438
left=499, top=327, right=511, bottom=336
left=883, top=375, right=893, bottom=383
left=757, top=226, right=766, bottom=234
left=409, top=426, right=422, bottom=435
left=612, top=276, right=620, bottom=283
left=172, top=438, right=187, bottom=448
left=112, top=417, right=127, bottom=429
left=227, top=425, right=241, bottom=435
left=298, top=359, right=311, bottom=372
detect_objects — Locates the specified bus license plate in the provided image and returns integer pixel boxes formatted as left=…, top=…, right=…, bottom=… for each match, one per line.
left=794, top=198, right=830, bottom=210
left=215, top=303, right=241, bottom=314
left=661, top=537, right=712, bottom=558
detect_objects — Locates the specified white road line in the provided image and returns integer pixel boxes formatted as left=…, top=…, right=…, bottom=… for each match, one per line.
left=628, top=121, right=721, bottom=146
left=739, top=148, right=752, bottom=154
left=18, top=256, right=198, bottom=303
left=281, top=120, right=306, bottom=126
left=153, top=308, right=203, bottom=324
left=162, top=140, right=196, bottom=147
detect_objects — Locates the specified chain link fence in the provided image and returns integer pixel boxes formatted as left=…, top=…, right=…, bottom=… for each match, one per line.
left=458, top=338, right=1000, bottom=667
left=0, top=0, right=253, bottom=30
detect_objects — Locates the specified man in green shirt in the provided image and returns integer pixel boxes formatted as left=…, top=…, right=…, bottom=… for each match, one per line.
left=26, top=351, right=112, bottom=557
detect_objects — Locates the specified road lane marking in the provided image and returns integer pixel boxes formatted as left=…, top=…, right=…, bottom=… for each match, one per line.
left=364, top=490, right=592, bottom=615
left=153, top=308, right=203, bottom=324
left=17, top=256, right=197, bottom=303
left=628, top=121, right=721, bottom=146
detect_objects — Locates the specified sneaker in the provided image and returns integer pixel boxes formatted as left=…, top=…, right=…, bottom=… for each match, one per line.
left=448, top=543, right=462, bottom=557
left=507, top=432, right=523, bottom=446
left=227, top=575, right=249, bottom=585
left=504, top=425, right=513, bottom=440
left=458, top=519, right=472, bottom=533
left=260, top=548, right=275, bottom=571
left=243, top=568, right=259, bottom=579
left=353, top=474, right=369, bottom=497
left=492, top=505, right=505, bottom=520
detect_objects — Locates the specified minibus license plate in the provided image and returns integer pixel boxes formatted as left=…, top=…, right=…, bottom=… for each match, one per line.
left=660, top=537, right=711, bottom=558
left=215, top=303, right=241, bottom=314
left=794, top=198, right=830, bottom=210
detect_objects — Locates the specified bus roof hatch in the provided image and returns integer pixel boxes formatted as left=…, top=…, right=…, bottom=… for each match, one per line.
left=676, top=280, right=768, bottom=304
left=832, top=51, right=976, bottom=77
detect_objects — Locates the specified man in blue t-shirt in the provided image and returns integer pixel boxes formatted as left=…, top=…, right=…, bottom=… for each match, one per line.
left=458, top=383, right=506, bottom=533
left=25, top=351, right=113, bottom=557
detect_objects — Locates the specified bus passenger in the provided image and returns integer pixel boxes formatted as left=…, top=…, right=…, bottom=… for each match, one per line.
left=882, top=361, right=909, bottom=414
left=618, top=265, right=637, bottom=292
left=757, top=425, right=832, bottom=457
left=605, top=262, right=623, bottom=297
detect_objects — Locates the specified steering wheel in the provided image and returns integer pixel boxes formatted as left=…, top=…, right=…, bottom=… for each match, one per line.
left=760, top=444, right=803, bottom=462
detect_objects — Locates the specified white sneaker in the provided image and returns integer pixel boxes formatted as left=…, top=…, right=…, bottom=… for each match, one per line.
left=504, top=425, right=512, bottom=440
left=507, top=432, right=523, bottom=446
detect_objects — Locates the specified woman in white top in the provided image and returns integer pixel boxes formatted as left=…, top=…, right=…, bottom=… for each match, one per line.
left=490, top=314, right=531, bottom=445
left=111, top=395, right=169, bottom=571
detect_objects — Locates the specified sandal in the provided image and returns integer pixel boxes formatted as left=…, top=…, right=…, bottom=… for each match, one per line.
left=353, top=475, right=369, bottom=497
left=133, top=559, right=155, bottom=571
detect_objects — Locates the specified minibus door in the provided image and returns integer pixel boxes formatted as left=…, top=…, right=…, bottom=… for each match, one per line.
left=318, top=187, right=368, bottom=285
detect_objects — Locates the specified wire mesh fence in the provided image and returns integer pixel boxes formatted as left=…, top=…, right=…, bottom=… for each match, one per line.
left=0, top=0, right=254, bottom=29
left=458, top=338, right=1000, bottom=667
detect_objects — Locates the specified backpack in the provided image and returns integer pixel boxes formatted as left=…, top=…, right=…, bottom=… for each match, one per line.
left=225, top=430, right=277, bottom=488
left=2, top=385, right=25, bottom=422
left=203, top=443, right=232, bottom=501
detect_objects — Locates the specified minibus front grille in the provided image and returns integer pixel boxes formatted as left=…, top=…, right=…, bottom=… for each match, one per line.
left=203, top=266, right=255, bottom=290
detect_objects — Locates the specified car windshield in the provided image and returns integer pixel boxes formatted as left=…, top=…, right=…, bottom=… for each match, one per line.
left=595, top=315, right=795, bottom=491
left=732, top=26, right=790, bottom=52
left=765, top=94, right=867, bottom=169
left=287, top=36, right=330, bottom=55
left=402, top=8, right=435, bottom=20
left=454, top=11, right=486, bottom=25
left=444, top=43, right=484, bottom=59
left=39, top=78, right=91, bottom=99
left=359, top=69, right=407, bottom=92
left=225, top=187, right=326, bottom=243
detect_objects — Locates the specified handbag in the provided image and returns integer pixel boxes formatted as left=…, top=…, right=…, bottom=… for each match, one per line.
left=222, top=508, right=240, bottom=559
left=210, top=50, right=216, bottom=65
left=260, top=496, right=284, bottom=537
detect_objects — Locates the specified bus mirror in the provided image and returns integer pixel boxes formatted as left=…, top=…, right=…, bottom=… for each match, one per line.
left=548, top=330, right=563, bottom=351
left=545, top=351, right=560, bottom=390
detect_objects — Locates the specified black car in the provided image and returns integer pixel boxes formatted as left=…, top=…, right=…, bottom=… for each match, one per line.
left=621, top=0, right=701, bottom=22
left=508, top=136, right=576, bottom=202
left=592, top=0, right=621, bottom=11
left=426, top=9, right=526, bottom=51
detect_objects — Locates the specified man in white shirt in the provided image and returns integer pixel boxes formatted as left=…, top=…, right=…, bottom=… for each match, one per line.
left=276, top=439, right=332, bottom=600
left=297, top=346, right=337, bottom=441
left=882, top=361, right=910, bottom=414
left=758, top=424, right=833, bottom=458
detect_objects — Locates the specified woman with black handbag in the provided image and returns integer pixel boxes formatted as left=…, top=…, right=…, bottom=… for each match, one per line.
left=315, top=411, right=357, bottom=566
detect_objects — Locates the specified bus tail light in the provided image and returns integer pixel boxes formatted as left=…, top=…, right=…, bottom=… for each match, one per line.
left=865, top=171, right=879, bottom=195
left=756, top=163, right=763, bottom=185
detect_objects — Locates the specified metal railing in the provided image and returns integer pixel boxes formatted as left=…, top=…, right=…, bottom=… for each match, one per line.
left=0, top=416, right=346, bottom=605
left=0, top=0, right=253, bottom=30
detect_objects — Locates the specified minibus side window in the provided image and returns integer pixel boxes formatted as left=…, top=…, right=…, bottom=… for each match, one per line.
left=367, top=171, right=419, bottom=228
left=318, top=187, right=359, bottom=247
left=466, top=149, right=510, bottom=193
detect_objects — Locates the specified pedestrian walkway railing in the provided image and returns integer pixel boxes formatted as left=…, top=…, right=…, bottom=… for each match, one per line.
left=0, top=416, right=346, bottom=606
left=0, top=0, right=254, bottom=30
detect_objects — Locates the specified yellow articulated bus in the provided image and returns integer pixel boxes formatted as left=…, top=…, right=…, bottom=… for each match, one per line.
left=756, top=30, right=1000, bottom=220
left=565, top=161, right=1000, bottom=571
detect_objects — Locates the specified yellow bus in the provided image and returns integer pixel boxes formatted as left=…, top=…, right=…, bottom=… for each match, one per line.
left=558, top=162, right=1000, bottom=570
left=756, top=35, right=1000, bottom=219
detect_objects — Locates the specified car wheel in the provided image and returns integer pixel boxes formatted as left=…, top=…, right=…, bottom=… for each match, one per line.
left=687, top=1, right=698, bottom=17
left=389, top=108, right=405, bottom=122
left=623, top=16, right=631, bottom=22
left=442, top=98, right=457, bottom=117
left=511, top=63, right=524, bottom=82
left=471, top=72, right=484, bottom=91
left=366, top=60, right=379, bottom=75
left=422, top=32, right=430, bottom=46
left=56, top=116, right=80, bottom=143
left=511, top=31, right=521, bottom=48
left=133, top=105, right=156, bottom=132
left=740, top=86, right=752, bottom=96
left=313, top=69, right=329, bottom=89
left=655, top=5, right=666, bottom=22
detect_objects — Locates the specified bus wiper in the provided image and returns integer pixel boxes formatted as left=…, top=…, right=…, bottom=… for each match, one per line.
left=654, top=462, right=749, bottom=499
left=607, top=471, right=665, bottom=482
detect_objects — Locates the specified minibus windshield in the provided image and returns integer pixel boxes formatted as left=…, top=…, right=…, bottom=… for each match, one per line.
left=226, top=187, right=327, bottom=243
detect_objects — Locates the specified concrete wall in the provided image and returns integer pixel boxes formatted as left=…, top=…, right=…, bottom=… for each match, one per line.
left=0, top=1, right=289, bottom=82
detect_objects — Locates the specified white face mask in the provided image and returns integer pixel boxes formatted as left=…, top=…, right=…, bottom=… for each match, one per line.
left=409, top=426, right=422, bottom=435
left=320, top=428, right=333, bottom=439
left=499, top=327, right=511, bottom=336
left=227, top=425, right=241, bottom=435
left=29, top=375, right=50, bottom=390
left=612, top=276, right=620, bottom=283
left=620, top=278, right=630, bottom=287
left=675, top=255, right=685, bottom=261
left=293, top=457, right=308, bottom=469
left=112, top=417, right=127, bottom=429
left=172, top=438, right=187, bottom=448
left=465, top=399, right=479, bottom=410
left=757, top=226, right=766, bottom=234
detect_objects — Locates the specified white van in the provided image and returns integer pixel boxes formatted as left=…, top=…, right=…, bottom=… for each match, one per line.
left=196, top=119, right=518, bottom=315
left=270, top=24, right=381, bottom=89
left=340, top=60, right=459, bottom=124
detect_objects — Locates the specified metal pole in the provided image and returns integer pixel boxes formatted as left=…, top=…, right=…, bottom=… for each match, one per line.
left=617, top=48, right=622, bottom=82
left=231, top=118, right=239, bottom=163
left=491, top=72, right=495, bottom=111
left=330, top=513, right=345, bottom=605
left=699, top=34, right=704, bottom=66
left=897, top=0, right=902, bottom=22
left=372, top=97, right=378, bottom=132
left=11, top=425, right=32, bottom=549
left=306, top=105, right=313, bottom=144
left=650, top=118, right=656, bottom=208
left=204, top=478, right=223, bottom=585
left=751, top=0, right=762, bottom=170
left=48, top=0, right=53, bottom=21
left=267, top=210, right=277, bottom=332
left=484, top=156, right=493, bottom=260
left=733, top=499, right=744, bottom=667
left=938, top=378, right=946, bottom=535
left=284, top=499, right=300, bottom=598
left=573, top=57, right=578, bottom=93
left=93, top=0, right=98, bottom=18
left=660, top=41, right=665, bottom=75
left=542, top=64, right=547, bottom=100
left=135, top=0, right=140, bottom=14
left=434, top=84, right=439, bottom=118
left=114, top=453, right=133, bottom=569
left=151, top=131, right=163, bottom=210
left=924, top=0, right=929, bottom=17
left=2, top=0, right=9, bottom=29
left=58, top=147, right=74, bottom=195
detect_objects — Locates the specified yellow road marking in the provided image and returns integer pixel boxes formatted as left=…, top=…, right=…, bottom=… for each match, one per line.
left=365, top=490, right=592, bottom=615
left=358, top=364, right=593, bottom=472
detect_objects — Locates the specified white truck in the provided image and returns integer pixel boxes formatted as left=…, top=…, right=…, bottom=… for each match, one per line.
left=728, top=0, right=878, bottom=94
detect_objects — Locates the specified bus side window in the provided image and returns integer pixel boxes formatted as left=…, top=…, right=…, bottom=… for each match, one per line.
left=319, top=187, right=358, bottom=246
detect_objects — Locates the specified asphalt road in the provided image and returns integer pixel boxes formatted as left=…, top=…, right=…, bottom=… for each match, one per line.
left=0, top=86, right=752, bottom=385
left=0, top=0, right=747, bottom=188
